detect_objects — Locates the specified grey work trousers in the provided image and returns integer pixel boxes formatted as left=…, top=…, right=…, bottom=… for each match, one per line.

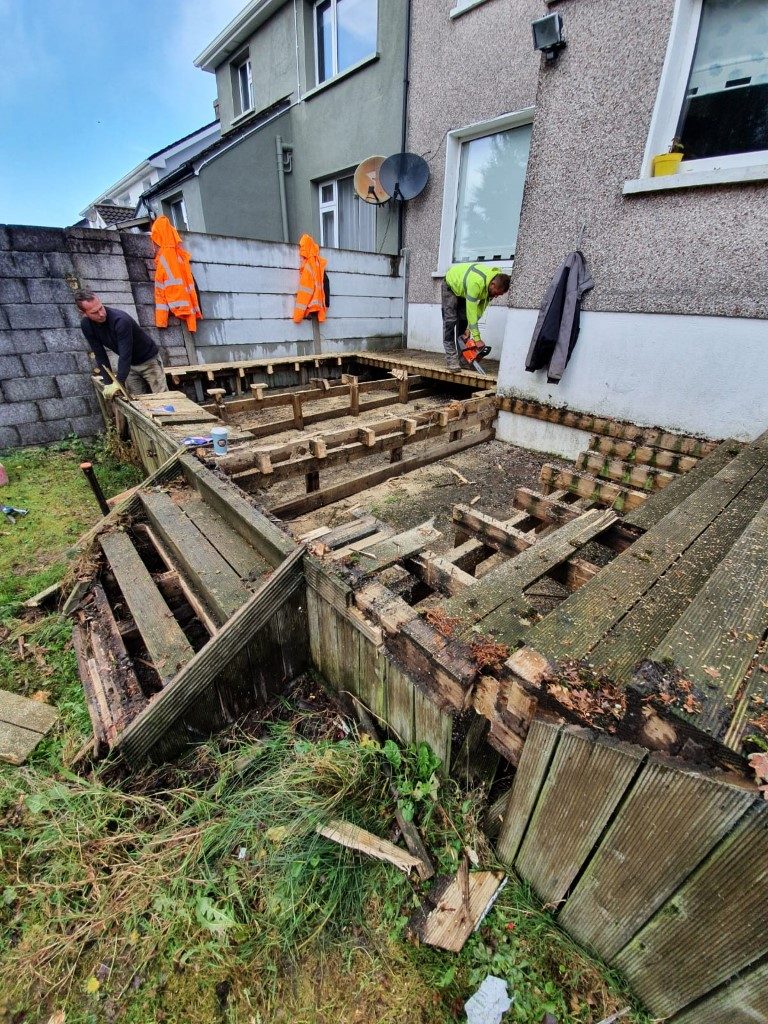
left=125, top=357, right=167, bottom=395
left=440, top=280, right=467, bottom=361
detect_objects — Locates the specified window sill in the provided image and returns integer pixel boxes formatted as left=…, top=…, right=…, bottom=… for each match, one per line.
left=230, top=107, right=257, bottom=129
left=623, top=162, right=768, bottom=195
left=303, top=53, right=379, bottom=101
left=450, top=0, right=493, bottom=18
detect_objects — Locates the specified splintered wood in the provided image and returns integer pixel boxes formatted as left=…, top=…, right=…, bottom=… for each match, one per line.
left=317, top=819, right=425, bottom=873
left=409, top=863, right=507, bottom=952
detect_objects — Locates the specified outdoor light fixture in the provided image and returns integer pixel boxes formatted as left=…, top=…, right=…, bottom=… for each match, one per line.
left=532, top=13, right=566, bottom=61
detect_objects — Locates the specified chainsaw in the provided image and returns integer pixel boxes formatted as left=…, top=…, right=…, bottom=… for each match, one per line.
left=457, top=332, right=492, bottom=375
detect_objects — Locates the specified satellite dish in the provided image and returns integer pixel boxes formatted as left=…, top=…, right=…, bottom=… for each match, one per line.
left=353, top=156, right=390, bottom=205
left=379, top=152, right=430, bottom=201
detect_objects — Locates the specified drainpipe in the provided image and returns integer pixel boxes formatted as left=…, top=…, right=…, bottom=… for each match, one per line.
left=397, top=0, right=413, bottom=254
left=276, top=135, right=291, bottom=243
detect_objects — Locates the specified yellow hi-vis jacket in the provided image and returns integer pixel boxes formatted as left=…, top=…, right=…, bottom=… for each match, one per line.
left=292, top=234, right=327, bottom=323
left=150, top=216, right=202, bottom=333
left=445, top=262, right=502, bottom=342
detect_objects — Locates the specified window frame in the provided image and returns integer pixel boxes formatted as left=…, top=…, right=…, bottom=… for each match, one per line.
left=449, top=0, right=493, bottom=19
left=435, top=107, right=534, bottom=276
left=317, top=173, right=377, bottom=251
left=313, top=0, right=378, bottom=86
left=639, top=0, right=768, bottom=180
left=168, top=196, right=188, bottom=232
left=234, top=52, right=254, bottom=116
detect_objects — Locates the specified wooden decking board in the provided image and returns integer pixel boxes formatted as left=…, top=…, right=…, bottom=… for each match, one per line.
left=356, top=520, right=441, bottom=575
left=624, top=439, right=742, bottom=531
left=669, top=959, right=768, bottom=1024
left=576, top=451, right=677, bottom=491
left=100, top=531, right=194, bottom=679
left=513, top=487, right=584, bottom=526
left=442, top=509, right=617, bottom=641
left=140, top=491, right=251, bottom=626
left=0, top=689, right=59, bottom=765
left=496, top=718, right=562, bottom=866
left=514, top=727, right=646, bottom=905
left=591, top=465, right=768, bottom=682
left=558, top=758, right=756, bottom=961
left=587, top=435, right=700, bottom=473
left=180, top=494, right=270, bottom=580
left=517, top=437, right=768, bottom=666
left=650, top=493, right=768, bottom=742
left=724, top=649, right=768, bottom=751
left=614, top=804, right=768, bottom=1017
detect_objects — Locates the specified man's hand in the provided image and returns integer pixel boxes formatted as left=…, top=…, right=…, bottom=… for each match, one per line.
left=103, top=382, right=124, bottom=400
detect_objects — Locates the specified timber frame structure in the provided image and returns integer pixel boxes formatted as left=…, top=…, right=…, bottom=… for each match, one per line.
left=63, top=349, right=768, bottom=1024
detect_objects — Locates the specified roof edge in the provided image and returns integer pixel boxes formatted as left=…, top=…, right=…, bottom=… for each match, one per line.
left=194, top=0, right=288, bottom=72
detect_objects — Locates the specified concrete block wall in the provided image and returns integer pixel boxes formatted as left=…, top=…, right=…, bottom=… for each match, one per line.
left=0, top=225, right=189, bottom=449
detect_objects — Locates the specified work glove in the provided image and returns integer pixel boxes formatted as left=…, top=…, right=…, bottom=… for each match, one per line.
left=103, top=382, right=123, bottom=400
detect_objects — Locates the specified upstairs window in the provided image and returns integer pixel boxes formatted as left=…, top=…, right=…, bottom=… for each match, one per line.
left=314, top=0, right=377, bottom=84
left=318, top=175, right=376, bottom=251
left=168, top=196, right=188, bottom=231
left=234, top=53, right=253, bottom=115
left=678, top=0, right=768, bottom=160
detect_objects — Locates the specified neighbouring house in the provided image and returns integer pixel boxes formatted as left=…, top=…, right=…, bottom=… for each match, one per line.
left=403, top=0, right=768, bottom=446
left=138, top=0, right=407, bottom=255
left=79, top=120, right=221, bottom=230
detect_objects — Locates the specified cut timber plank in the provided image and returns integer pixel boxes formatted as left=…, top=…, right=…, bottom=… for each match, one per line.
left=513, top=435, right=768, bottom=670
left=592, top=465, right=768, bottom=683
left=559, top=758, right=756, bottom=960
left=452, top=505, right=536, bottom=556
left=624, top=439, right=742, bottom=532
left=119, top=546, right=305, bottom=762
left=588, top=435, right=699, bottom=473
left=669, top=959, right=768, bottom=1024
left=100, top=531, right=194, bottom=680
left=576, top=451, right=677, bottom=491
left=540, top=464, right=648, bottom=512
left=496, top=718, right=562, bottom=865
left=0, top=689, right=59, bottom=765
left=615, top=804, right=768, bottom=1017
left=513, top=487, right=583, bottom=526
left=140, top=491, right=250, bottom=626
left=318, top=818, right=424, bottom=873
left=270, top=428, right=495, bottom=519
left=409, top=870, right=506, bottom=952
left=357, top=520, right=441, bottom=575
left=647, top=493, right=768, bottom=745
left=405, top=550, right=476, bottom=595
left=515, top=727, right=646, bottom=905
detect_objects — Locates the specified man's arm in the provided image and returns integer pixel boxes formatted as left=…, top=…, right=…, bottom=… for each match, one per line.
left=464, top=289, right=484, bottom=343
left=112, top=316, right=134, bottom=383
left=81, top=322, right=112, bottom=384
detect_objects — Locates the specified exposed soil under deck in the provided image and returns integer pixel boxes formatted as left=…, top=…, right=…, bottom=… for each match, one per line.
left=283, top=439, right=571, bottom=557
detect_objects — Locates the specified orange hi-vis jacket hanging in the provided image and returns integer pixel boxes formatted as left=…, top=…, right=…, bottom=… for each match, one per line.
left=150, top=216, right=202, bottom=332
left=292, top=234, right=327, bottom=323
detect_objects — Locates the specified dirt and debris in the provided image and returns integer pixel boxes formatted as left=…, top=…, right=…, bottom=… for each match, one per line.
left=545, top=660, right=628, bottom=732
left=633, top=659, right=709, bottom=720
left=425, top=607, right=462, bottom=637
left=469, top=639, right=510, bottom=672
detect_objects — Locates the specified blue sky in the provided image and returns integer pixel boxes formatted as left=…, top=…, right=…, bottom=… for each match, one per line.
left=0, top=0, right=244, bottom=227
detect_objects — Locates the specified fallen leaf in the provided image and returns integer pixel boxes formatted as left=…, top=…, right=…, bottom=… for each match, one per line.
left=47, top=1013, right=65, bottom=1024
left=703, top=666, right=720, bottom=679
left=265, top=825, right=289, bottom=844
left=748, top=752, right=768, bottom=785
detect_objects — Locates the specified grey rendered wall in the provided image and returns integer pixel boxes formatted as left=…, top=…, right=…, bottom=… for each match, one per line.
left=198, top=109, right=291, bottom=242
left=403, top=0, right=541, bottom=303
left=511, top=0, right=768, bottom=320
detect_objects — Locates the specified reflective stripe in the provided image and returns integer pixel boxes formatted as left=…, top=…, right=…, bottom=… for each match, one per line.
left=159, top=254, right=183, bottom=286
left=156, top=303, right=170, bottom=310
left=168, top=300, right=190, bottom=309
left=294, top=302, right=308, bottom=310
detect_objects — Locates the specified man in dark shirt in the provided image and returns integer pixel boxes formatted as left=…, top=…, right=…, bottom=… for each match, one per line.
left=75, top=288, right=167, bottom=395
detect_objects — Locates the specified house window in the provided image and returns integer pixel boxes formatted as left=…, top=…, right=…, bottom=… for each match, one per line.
left=318, top=175, right=376, bottom=251
left=234, top=54, right=253, bottom=115
left=168, top=196, right=188, bottom=231
left=640, top=0, right=768, bottom=178
left=314, top=0, right=378, bottom=84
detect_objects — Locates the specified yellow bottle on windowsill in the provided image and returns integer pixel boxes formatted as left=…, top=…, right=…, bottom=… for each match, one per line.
left=652, top=152, right=684, bottom=176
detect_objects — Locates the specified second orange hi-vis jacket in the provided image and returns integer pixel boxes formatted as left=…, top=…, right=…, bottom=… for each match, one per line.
left=150, top=216, right=202, bottom=333
left=292, top=234, right=327, bottom=323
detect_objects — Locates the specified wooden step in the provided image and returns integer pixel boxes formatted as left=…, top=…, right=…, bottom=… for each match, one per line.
left=180, top=494, right=269, bottom=580
left=100, top=531, right=195, bottom=682
left=588, top=435, right=699, bottom=472
left=540, top=463, right=648, bottom=512
left=576, top=451, right=677, bottom=491
left=140, top=491, right=251, bottom=626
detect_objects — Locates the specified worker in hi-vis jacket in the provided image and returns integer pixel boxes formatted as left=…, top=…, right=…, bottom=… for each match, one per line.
left=441, top=263, right=510, bottom=370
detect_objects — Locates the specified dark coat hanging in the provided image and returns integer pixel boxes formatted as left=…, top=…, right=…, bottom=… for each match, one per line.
left=525, top=251, right=594, bottom=384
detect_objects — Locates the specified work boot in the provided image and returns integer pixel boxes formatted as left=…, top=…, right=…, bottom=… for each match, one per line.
left=446, top=357, right=462, bottom=370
